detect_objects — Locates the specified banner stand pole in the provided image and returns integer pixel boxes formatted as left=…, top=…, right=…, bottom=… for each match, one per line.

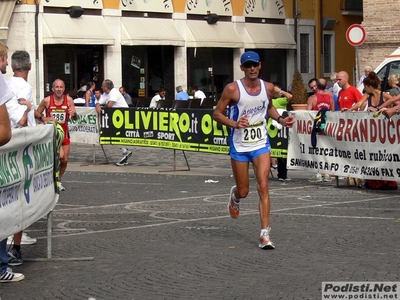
left=100, top=144, right=109, bottom=164
left=25, top=211, right=94, bottom=262
left=159, top=150, right=191, bottom=172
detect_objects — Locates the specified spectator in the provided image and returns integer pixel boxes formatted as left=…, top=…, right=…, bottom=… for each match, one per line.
left=119, top=86, right=132, bottom=105
left=307, top=78, right=335, bottom=183
left=357, top=65, right=373, bottom=88
left=308, top=78, right=318, bottom=95
left=96, top=79, right=132, bottom=166
left=386, top=74, right=400, bottom=97
left=94, top=88, right=103, bottom=105
left=74, top=90, right=86, bottom=105
left=306, top=78, right=335, bottom=112
left=5, top=50, right=38, bottom=267
left=345, top=72, right=392, bottom=112
left=192, top=85, right=207, bottom=105
left=271, top=83, right=293, bottom=181
left=149, top=88, right=166, bottom=108
left=85, top=81, right=96, bottom=107
left=175, top=85, right=189, bottom=100
left=332, top=79, right=341, bottom=111
left=0, top=40, right=24, bottom=283
left=326, top=72, right=337, bottom=91
left=336, top=71, right=363, bottom=111
left=35, top=79, right=78, bottom=191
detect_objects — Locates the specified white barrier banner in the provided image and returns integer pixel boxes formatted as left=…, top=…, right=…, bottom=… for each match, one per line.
left=0, top=125, right=58, bottom=240
left=68, top=107, right=99, bottom=145
left=288, top=111, right=400, bottom=180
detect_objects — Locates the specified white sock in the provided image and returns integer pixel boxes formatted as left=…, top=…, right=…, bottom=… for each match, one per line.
left=260, top=227, right=271, bottom=236
left=121, top=147, right=128, bottom=154
left=232, top=191, right=240, bottom=203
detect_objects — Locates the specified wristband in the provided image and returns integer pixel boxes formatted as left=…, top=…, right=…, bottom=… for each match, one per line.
left=279, top=90, right=283, bottom=95
left=277, top=116, right=283, bottom=123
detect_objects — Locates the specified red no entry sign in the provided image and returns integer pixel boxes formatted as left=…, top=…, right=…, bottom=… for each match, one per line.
left=346, top=24, right=366, bottom=47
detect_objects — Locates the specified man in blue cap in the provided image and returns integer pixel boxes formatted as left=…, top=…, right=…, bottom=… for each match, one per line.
left=213, top=51, right=295, bottom=249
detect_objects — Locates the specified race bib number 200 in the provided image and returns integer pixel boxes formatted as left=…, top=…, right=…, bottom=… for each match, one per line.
left=241, top=123, right=266, bottom=143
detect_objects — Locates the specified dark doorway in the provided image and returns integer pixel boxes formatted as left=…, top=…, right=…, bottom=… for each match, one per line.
left=44, top=45, right=104, bottom=97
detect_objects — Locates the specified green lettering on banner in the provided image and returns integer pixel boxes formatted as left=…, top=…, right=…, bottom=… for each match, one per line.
left=201, top=114, right=213, bottom=135
left=33, top=142, right=53, bottom=169
left=198, top=143, right=229, bottom=154
left=113, top=109, right=125, bottom=129
left=124, top=110, right=134, bottom=129
left=0, top=151, right=20, bottom=185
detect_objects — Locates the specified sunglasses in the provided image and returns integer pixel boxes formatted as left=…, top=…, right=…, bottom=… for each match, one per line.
left=242, top=62, right=260, bottom=68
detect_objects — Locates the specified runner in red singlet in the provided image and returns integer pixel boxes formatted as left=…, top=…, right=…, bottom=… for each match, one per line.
left=35, top=79, right=77, bottom=191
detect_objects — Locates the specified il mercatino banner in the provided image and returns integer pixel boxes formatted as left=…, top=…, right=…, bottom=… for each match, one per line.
left=288, top=110, right=400, bottom=180
left=0, top=125, right=59, bottom=241
left=68, top=107, right=99, bottom=145
left=99, top=107, right=289, bottom=155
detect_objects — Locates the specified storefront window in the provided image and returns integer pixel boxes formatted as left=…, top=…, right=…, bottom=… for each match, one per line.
left=187, top=48, right=233, bottom=99
left=121, top=46, right=174, bottom=99
left=44, top=45, right=104, bottom=97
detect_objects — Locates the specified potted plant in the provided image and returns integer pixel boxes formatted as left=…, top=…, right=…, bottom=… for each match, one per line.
left=290, top=70, right=309, bottom=110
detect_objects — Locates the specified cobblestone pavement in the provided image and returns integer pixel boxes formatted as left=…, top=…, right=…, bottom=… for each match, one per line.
left=1, top=144, right=399, bottom=299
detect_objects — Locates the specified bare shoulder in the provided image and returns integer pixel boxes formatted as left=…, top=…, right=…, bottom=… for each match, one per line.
left=224, top=81, right=238, bottom=94
left=40, top=96, right=51, bottom=106
left=264, top=81, right=274, bottom=93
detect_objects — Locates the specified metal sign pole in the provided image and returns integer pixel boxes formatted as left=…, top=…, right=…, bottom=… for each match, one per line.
left=356, top=46, right=361, bottom=84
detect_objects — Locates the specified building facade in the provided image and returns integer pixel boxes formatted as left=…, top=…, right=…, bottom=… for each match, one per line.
left=359, top=0, right=400, bottom=73
left=0, top=0, right=362, bottom=103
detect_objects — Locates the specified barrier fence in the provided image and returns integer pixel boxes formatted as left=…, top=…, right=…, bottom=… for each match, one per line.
left=0, top=124, right=59, bottom=241
left=288, top=110, right=400, bottom=180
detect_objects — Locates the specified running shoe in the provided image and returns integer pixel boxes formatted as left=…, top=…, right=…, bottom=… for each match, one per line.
left=116, top=156, right=128, bottom=166
left=323, top=174, right=332, bottom=182
left=59, top=182, right=66, bottom=191
left=7, top=232, right=37, bottom=245
left=122, top=150, right=132, bottom=160
left=227, top=185, right=240, bottom=219
left=8, top=248, right=23, bottom=266
left=308, top=173, right=323, bottom=182
left=259, top=227, right=275, bottom=249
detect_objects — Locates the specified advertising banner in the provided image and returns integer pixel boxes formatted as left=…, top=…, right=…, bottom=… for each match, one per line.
left=68, top=107, right=99, bottom=145
left=0, top=125, right=59, bottom=240
left=288, top=111, right=400, bottom=180
left=99, top=107, right=230, bottom=154
left=98, top=107, right=289, bottom=156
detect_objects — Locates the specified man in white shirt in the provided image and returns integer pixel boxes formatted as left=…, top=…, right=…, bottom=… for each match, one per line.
left=357, top=65, right=373, bottom=88
left=96, top=79, right=132, bottom=166
left=5, top=51, right=34, bottom=128
left=96, top=79, right=129, bottom=110
left=94, top=88, right=103, bottom=104
left=149, top=88, right=166, bottom=108
left=73, top=90, right=86, bottom=105
left=5, top=50, right=38, bottom=267
left=0, top=41, right=24, bottom=283
left=192, top=86, right=207, bottom=105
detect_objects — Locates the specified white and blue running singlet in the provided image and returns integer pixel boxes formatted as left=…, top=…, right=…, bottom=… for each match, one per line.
left=228, top=79, right=270, bottom=154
